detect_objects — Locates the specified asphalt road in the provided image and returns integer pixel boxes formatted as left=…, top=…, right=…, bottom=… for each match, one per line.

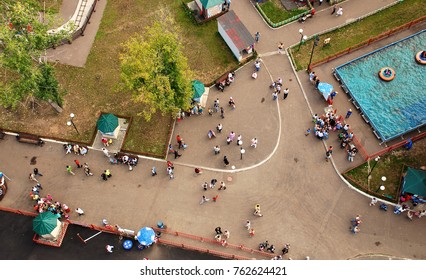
left=0, top=211, right=222, bottom=260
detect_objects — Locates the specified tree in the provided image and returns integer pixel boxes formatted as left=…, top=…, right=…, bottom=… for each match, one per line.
left=120, top=12, right=193, bottom=121
left=0, top=0, right=68, bottom=109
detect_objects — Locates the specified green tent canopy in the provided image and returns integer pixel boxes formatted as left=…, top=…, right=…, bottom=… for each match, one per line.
left=97, top=113, right=119, bottom=134
left=192, top=80, right=205, bottom=99
left=402, top=167, right=426, bottom=197
left=33, top=212, right=59, bottom=235
left=200, top=0, right=224, bottom=9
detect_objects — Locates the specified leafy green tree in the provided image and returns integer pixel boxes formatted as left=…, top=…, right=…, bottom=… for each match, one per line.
left=0, top=0, right=67, bottom=109
left=120, top=12, right=193, bottom=121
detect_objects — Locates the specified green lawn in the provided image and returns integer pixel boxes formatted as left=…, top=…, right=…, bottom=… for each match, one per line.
left=290, top=0, right=425, bottom=70
left=0, top=0, right=238, bottom=156
left=344, top=139, right=426, bottom=201
left=259, top=0, right=307, bottom=24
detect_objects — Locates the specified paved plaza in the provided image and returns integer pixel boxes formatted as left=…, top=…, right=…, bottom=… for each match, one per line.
left=0, top=0, right=425, bottom=260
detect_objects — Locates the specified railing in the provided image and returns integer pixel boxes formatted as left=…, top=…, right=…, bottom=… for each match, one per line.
left=154, top=227, right=276, bottom=259
left=0, top=208, right=274, bottom=259
left=367, top=132, right=426, bottom=160
left=254, top=2, right=311, bottom=28
left=54, top=0, right=98, bottom=46
left=157, top=239, right=254, bottom=260
left=308, top=15, right=426, bottom=70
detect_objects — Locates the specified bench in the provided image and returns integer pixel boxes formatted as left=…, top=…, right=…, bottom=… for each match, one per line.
left=215, top=71, right=234, bottom=92
left=16, top=133, right=44, bottom=147
left=215, top=73, right=229, bottom=92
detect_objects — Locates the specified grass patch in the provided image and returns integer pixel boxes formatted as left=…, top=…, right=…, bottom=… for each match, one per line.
left=259, top=0, right=307, bottom=24
left=344, top=139, right=426, bottom=201
left=290, top=0, right=425, bottom=70
left=0, top=0, right=238, bottom=156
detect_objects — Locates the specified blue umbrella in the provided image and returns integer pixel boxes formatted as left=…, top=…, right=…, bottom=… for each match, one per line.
left=317, top=82, right=334, bottom=100
left=136, top=227, right=155, bottom=246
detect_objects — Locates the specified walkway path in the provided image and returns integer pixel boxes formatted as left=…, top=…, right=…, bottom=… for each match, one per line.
left=1, top=0, right=425, bottom=261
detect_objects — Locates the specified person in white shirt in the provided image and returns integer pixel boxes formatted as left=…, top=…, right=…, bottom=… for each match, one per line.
left=106, top=245, right=114, bottom=253
left=251, top=138, right=258, bottom=148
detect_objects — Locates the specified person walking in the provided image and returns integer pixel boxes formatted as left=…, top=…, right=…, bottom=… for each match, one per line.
left=151, top=167, right=157, bottom=176
left=245, top=220, right=251, bottom=230
left=370, top=197, right=378, bottom=206
left=218, top=181, right=226, bottom=190
left=33, top=168, right=43, bottom=176
left=336, top=6, right=343, bottom=16
left=74, top=159, right=82, bottom=168
left=200, top=195, right=209, bottom=204
left=174, top=150, right=182, bottom=159
left=29, top=173, right=39, bottom=183
left=220, top=107, right=225, bottom=119
left=223, top=156, right=230, bottom=167
left=83, top=163, right=93, bottom=176
left=254, top=204, right=263, bottom=217
left=202, top=182, right=208, bottom=191
left=251, top=138, right=257, bottom=148
left=223, top=230, right=230, bottom=239
left=176, top=135, right=183, bottom=149
left=66, top=165, right=75, bottom=175
left=216, top=123, right=223, bottom=133
left=331, top=4, right=337, bottom=15
left=277, top=42, right=284, bottom=54
left=229, top=131, right=236, bottom=142
left=75, top=208, right=84, bottom=216
left=255, top=31, right=260, bottom=43
left=210, top=179, right=218, bottom=188
left=283, top=88, right=289, bottom=100
left=325, top=146, right=333, bottom=162
left=282, top=244, right=290, bottom=255
left=237, top=135, right=242, bottom=146
left=249, top=228, right=255, bottom=237
left=345, top=109, right=352, bottom=119
left=215, top=227, right=223, bottom=234
left=101, top=147, right=110, bottom=158
left=214, top=145, right=221, bottom=155
left=106, top=245, right=114, bottom=253
left=272, top=91, right=278, bottom=101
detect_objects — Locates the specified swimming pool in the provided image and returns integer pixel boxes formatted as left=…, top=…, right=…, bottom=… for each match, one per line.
left=335, top=30, right=426, bottom=142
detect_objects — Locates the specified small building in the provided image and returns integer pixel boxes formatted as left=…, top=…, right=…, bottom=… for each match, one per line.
left=195, top=0, right=225, bottom=19
left=217, top=11, right=255, bottom=62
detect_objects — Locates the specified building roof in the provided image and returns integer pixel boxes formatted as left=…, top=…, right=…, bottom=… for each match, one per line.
left=200, top=0, right=224, bottom=9
left=217, top=10, right=255, bottom=51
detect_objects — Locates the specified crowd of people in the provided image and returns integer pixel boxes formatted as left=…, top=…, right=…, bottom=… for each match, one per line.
left=29, top=168, right=72, bottom=220
left=311, top=109, right=358, bottom=162
left=64, top=143, right=89, bottom=156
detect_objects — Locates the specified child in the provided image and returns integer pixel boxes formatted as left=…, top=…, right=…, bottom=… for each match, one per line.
left=305, top=128, right=311, bottom=136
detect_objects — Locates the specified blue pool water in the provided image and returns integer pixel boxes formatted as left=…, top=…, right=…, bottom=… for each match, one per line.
left=335, top=31, right=426, bottom=142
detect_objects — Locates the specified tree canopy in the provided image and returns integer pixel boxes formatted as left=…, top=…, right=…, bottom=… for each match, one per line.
left=0, top=0, right=67, bottom=109
left=120, top=13, right=193, bottom=121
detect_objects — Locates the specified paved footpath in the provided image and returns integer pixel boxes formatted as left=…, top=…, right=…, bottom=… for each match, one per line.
left=1, top=0, right=425, bottom=260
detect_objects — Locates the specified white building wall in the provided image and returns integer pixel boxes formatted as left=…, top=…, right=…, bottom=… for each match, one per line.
left=218, top=23, right=242, bottom=61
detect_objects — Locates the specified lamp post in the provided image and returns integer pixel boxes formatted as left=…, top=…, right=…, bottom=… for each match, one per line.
left=375, top=185, right=385, bottom=193
left=297, top=29, right=308, bottom=51
left=366, top=156, right=381, bottom=180
left=67, top=113, right=80, bottom=135
left=307, top=35, right=320, bottom=71
left=240, top=147, right=245, bottom=160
